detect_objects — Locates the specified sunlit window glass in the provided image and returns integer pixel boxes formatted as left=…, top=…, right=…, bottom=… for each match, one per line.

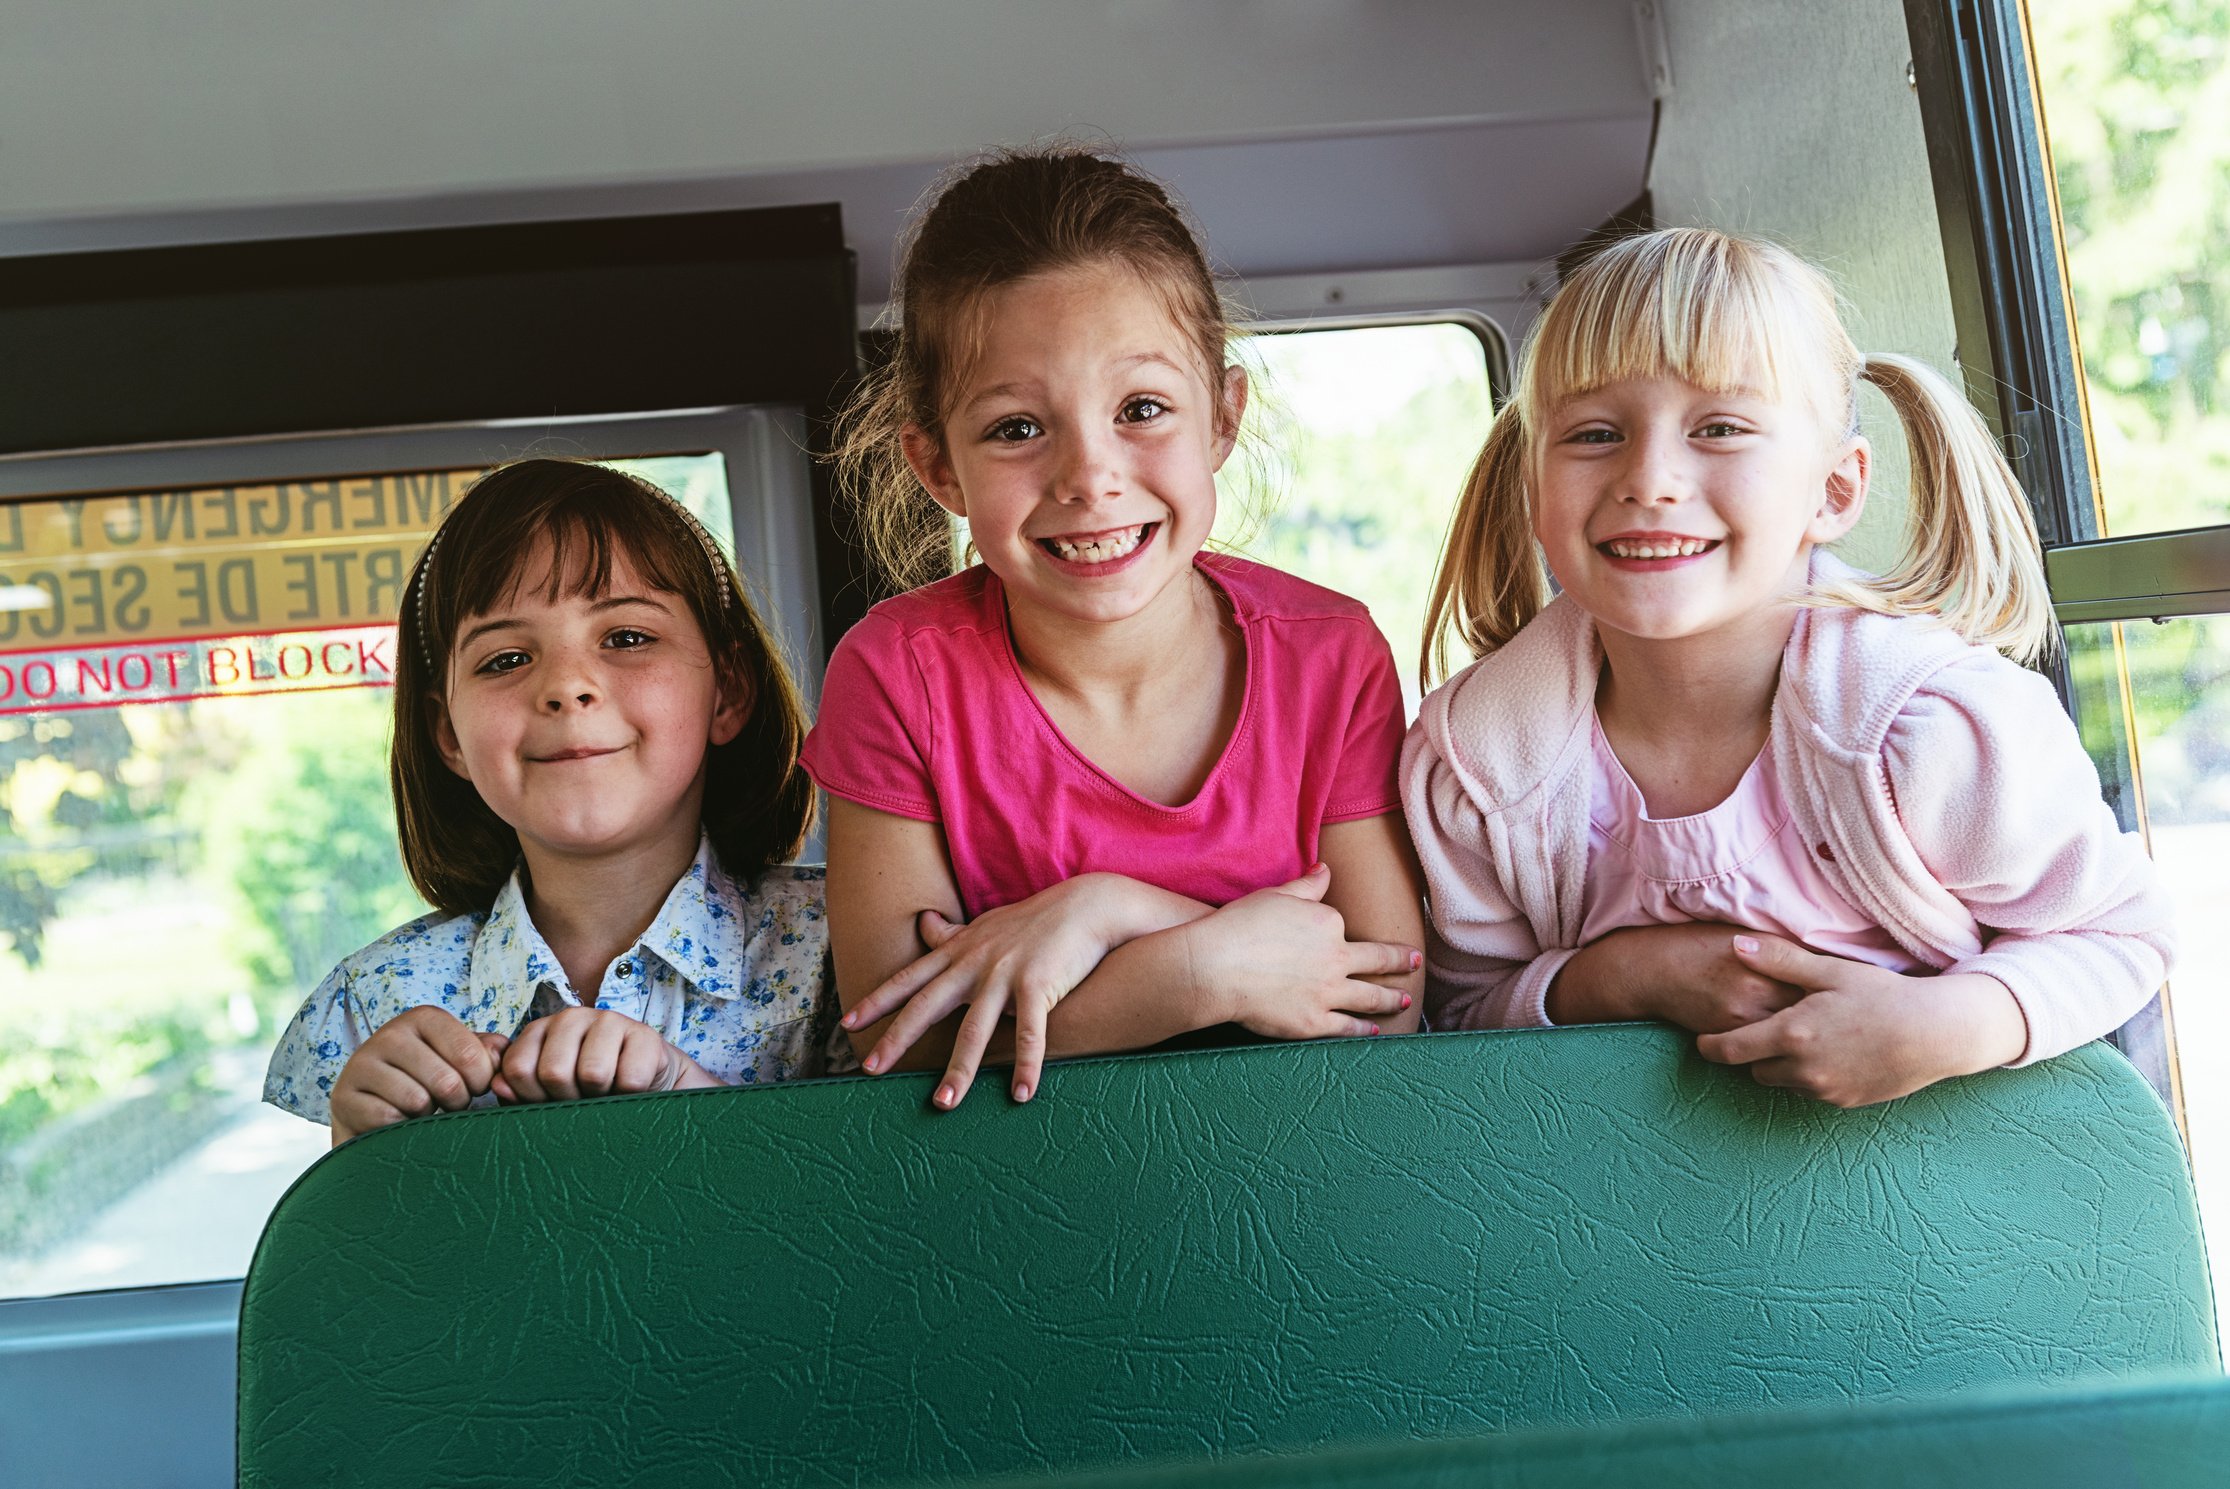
left=1216, top=322, right=1497, bottom=711
left=0, top=453, right=728, bottom=1299
left=2032, top=1, right=2230, bottom=535
left=2068, top=615, right=2229, bottom=1329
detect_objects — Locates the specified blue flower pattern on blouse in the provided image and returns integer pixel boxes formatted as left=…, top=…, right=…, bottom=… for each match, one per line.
left=263, top=837, right=847, bottom=1125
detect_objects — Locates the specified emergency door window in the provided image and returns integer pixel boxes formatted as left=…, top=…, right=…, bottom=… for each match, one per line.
left=0, top=454, right=729, bottom=1299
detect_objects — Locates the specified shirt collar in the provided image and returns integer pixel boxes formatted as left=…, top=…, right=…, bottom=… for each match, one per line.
left=633, top=834, right=752, bottom=1000
left=463, top=834, right=750, bottom=1028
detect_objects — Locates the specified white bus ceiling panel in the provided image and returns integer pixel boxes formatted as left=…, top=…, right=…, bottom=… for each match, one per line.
left=0, top=5, right=1656, bottom=313
left=0, top=1, right=1650, bottom=221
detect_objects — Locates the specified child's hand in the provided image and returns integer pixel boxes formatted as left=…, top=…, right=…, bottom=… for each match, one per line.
left=846, top=874, right=1173, bottom=1108
left=495, top=1005, right=715, bottom=1104
left=1552, top=921, right=1805, bottom=1032
left=1186, top=864, right=1419, bottom=1042
left=1695, top=937, right=2029, bottom=1107
left=328, top=1006, right=510, bottom=1145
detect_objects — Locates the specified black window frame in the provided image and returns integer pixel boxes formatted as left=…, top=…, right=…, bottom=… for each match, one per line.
left=1902, top=0, right=2222, bottom=1105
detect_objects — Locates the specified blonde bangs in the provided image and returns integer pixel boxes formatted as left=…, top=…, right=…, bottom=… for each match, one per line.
left=1520, top=232, right=1848, bottom=436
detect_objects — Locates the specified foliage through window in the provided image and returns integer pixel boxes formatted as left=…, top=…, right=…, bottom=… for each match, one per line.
left=0, top=452, right=730, bottom=1298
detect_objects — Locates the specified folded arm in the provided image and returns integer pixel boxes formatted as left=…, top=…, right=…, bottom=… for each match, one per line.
left=824, top=798, right=1419, bottom=1107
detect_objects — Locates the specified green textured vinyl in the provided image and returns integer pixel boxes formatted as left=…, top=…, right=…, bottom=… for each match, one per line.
left=236, top=1027, right=2217, bottom=1487
left=977, top=1373, right=2230, bottom=1489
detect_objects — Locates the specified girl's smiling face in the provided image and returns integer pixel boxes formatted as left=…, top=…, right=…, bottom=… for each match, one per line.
left=430, top=540, right=744, bottom=868
left=901, top=262, right=1245, bottom=631
left=1531, top=373, right=1869, bottom=648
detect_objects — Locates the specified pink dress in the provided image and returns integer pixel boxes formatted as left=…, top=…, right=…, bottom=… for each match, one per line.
left=1578, top=716, right=1924, bottom=973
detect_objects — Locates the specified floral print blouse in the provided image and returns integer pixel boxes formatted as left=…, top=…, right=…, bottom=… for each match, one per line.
left=264, top=837, right=845, bottom=1126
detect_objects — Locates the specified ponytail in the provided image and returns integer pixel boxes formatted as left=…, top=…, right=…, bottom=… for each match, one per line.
left=1815, top=353, right=2057, bottom=665
left=1420, top=403, right=1550, bottom=685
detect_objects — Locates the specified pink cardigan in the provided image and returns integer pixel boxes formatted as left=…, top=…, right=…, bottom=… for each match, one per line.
left=1400, top=557, right=2175, bottom=1066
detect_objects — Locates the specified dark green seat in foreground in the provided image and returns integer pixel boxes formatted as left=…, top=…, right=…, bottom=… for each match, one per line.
left=991, top=1373, right=2230, bottom=1489
left=237, top=1027, right=2217, bottom=1486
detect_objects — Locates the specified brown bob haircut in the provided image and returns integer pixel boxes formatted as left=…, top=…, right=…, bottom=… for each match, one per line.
left=391, top=458, right=814, bottom=913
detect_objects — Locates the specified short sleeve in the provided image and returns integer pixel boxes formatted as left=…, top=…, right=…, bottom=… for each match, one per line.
left=262, top=962, right=369, bottom=1126
left=1322, top=621, right=1406, bottom=822
left=800, top=613, right=942, bottom=822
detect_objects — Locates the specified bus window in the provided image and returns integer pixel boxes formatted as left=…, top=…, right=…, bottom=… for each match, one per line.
left=0, top=451, right=734, bottom=1299
left=1216, top=320, right=1499, bottom=712
left=2018, top=1, right=2230, bottom=1333
left=2031, top=1, right=2230, bottom=540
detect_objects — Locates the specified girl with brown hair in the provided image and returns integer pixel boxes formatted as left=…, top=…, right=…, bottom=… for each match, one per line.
left=264, top=459, right=834, bottom=1142
left=806, top=146, right=1426, bottom=1110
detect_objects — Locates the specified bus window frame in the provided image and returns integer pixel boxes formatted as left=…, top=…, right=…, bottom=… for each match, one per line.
left=1903, top=0, right=2224, bottom=1111
left=1240, top=308, right=1511, bottom=413
left=0, top=403, right=823, bottom=1301
left=0, top=403, right=826, bottom=710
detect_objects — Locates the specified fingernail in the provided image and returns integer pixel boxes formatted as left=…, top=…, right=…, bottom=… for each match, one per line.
left=1400, top=994, right=1413, bottom=1010
left=935, top=1084, right=956, bottom=1108
left=841, top=1011, right=858, bottom=1029
left=863, top=1053, right=882, bottom=1073
left=1311, top=861, right=1328, bottom=873
left=1409, top=949, right=1423, bottom=970
left=1014, top=1083, right=1033, bottom=1103
left=1733, top=935, right=1760, bottom=954
left=1370, top=1024, right=1383, bottom=1036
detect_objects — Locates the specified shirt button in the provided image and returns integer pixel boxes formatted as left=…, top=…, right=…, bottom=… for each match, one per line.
left=616, top=960, right=636, bottom=979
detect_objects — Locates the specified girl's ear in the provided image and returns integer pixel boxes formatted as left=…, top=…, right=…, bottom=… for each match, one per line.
left=427, top=693, right=473, bottom=780
left=708, top=658, right=753, bottom=748
left=1210, top=364, right=1250, bottom=470
left=1809, top=434, right=1870, bottom=544
left=900, top=423, right=968, bottom=519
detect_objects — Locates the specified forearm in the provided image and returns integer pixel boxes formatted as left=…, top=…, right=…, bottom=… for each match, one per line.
left=1542, top=939, right=1650, bottom=1025
left=1923, top=971, right=2031, bottom=1074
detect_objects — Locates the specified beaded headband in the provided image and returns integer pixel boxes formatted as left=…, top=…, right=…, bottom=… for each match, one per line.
left=411, top=491, right=737, bottom=676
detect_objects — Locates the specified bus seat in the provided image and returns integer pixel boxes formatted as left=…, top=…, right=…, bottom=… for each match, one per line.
left=236, top=1026, right=2218, bottom=1486
left=980, top=1371, right=2230, bottom=1489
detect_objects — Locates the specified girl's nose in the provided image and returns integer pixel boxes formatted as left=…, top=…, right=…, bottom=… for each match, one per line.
left=540, top=658, right=600, bottom=711
left=1052, top=427, right=1122, bottom=505
left=1615, top=432, right=1688, bottom=506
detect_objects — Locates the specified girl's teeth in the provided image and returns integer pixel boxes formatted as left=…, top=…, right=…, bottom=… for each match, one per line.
left=1608, top=538, right=1710, bottom=558
left=1048, top=526, right=1146, bottom=563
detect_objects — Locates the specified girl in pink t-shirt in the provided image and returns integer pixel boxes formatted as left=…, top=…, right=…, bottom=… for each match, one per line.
left=803, top=146, right=1426, bottom=1108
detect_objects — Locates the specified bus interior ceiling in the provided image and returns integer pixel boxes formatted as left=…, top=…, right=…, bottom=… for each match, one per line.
left=0, top=1, right=1954, bottom=558
left=0, top=3, right=2019, bottom=1487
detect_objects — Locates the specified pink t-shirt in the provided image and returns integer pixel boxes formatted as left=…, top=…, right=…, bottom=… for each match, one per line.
left=1578, top=716, right=1925, bottom=972
left=801, top=554, right=1405, bottom=919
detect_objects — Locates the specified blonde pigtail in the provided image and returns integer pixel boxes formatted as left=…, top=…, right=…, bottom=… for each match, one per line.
left=1420, top=404, right=1550, bottom=686
left=1824, top=353, right=2056, bottom=665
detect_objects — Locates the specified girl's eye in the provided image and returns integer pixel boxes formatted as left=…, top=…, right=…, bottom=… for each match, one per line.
left=987, top=415, right=1042, bottom=443
left=1696, top=420, right=1747, bottom=438
left=1566, top=427, right=1620, bottom=445
left=604, top=628, right=655, bottom=650
left=476, top=649, right=531, bottom=676
left=1120, top=397, right=1169, bottom=424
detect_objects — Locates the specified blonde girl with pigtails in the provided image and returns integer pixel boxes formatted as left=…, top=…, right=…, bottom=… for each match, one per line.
left=1403, top=227, right=2173, bottom=1108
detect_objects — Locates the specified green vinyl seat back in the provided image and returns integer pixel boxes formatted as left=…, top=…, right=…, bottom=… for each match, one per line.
left=237, top=1027, right=2217, bottom=1487
left=981, top=1373, right=2230, bottom=1489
